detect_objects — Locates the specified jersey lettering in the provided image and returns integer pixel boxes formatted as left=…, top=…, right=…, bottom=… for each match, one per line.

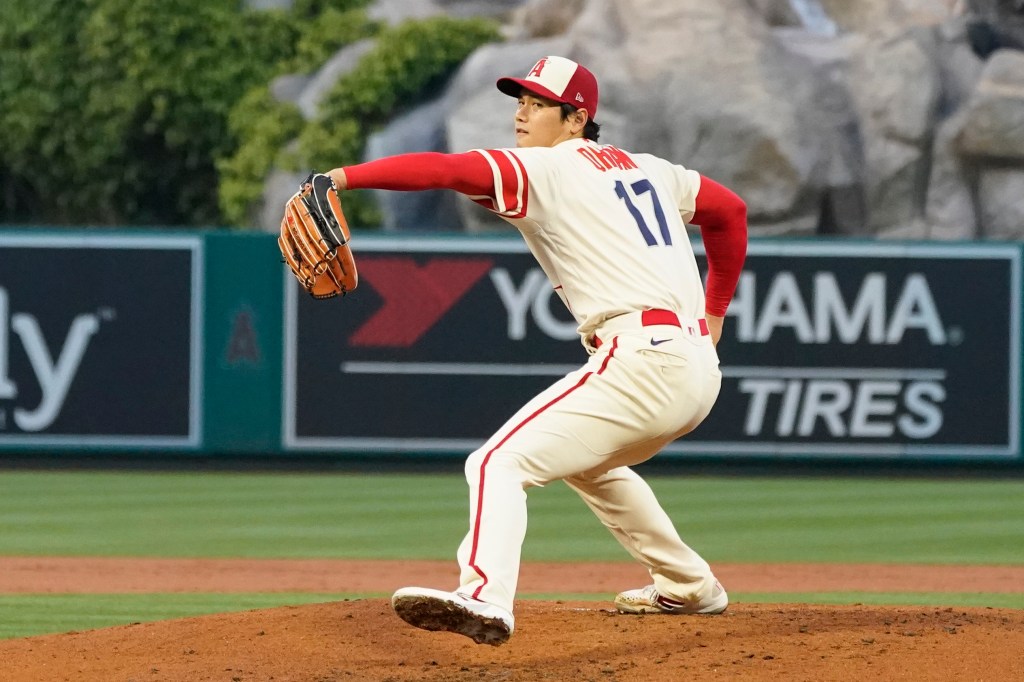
left=577, top=146, right=638, bottom=172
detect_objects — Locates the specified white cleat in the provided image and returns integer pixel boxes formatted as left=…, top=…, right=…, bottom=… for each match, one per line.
left=615, top=580, right=729, bottom=615
left=391, top=586, right=515, bottom=646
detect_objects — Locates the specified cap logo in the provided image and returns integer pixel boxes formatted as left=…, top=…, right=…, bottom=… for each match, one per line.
left=497, top=56, right=598, bottom=120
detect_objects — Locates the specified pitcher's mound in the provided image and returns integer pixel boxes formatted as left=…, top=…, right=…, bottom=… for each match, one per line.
left=2, top=600, right=1023, bottom=681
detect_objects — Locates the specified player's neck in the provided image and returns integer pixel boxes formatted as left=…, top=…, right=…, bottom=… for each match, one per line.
left=549, top=131, right=587, bottom=148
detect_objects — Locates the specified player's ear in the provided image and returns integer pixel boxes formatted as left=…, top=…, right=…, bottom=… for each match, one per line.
left=572, top=108, right=588, bottom=135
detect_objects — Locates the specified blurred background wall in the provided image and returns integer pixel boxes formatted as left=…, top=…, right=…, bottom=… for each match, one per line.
left=2, top=0, right=1023, bottom=239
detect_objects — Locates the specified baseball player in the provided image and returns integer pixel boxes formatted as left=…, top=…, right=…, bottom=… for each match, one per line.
left=327, top=56, right=747, bottom=645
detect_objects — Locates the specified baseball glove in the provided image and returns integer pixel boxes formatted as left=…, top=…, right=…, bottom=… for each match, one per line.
left=278, top=172, right=358, bottom=299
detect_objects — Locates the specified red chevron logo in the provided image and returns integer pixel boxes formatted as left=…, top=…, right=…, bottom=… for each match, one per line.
left=349, top=256, right=494, bottom=347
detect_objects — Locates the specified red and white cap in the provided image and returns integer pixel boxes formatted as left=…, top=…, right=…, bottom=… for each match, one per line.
left=497, top=56, right=599, bottom=121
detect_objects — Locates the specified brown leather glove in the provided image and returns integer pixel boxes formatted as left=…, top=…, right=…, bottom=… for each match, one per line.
left=278, top=172, right=358, bottom=299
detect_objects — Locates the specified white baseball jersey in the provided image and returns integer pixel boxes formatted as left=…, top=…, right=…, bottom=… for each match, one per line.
left=469, top=138, right=706, bottom=342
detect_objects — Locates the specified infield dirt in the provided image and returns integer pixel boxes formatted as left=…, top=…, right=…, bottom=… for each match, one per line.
left=1, top=558, right=1022, bottom=681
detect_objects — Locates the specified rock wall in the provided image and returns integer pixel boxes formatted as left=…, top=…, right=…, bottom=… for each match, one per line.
left=264, top=0, right=1024, bottom=238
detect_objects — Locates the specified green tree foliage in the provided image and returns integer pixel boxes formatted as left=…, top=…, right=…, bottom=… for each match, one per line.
left=290, top=9, right=378, bottom=72
left=217, top=88, right=306, bottom=228
left=0, top=0, right=94, bottom=223
left=80, top=1, right=298, bottom=225
left=0, top=0, right=296, bottom=225
left=0, top=0, right=497, bottom=228
left=215, top=5, right=378, bottom=228
left=221, top=15, right=500, bottom=228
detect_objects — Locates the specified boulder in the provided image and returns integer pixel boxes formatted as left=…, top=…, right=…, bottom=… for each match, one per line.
left=959, top=0, right=1024, bottom=53
left=367, top=0, right=442, bottom=24
left=509, top=0, right=588, bottom=38
left=363, top=97, right=463, bottom=231
left=934, top=15, right=986, bottom=114
left=568, top=0, right=858, bottom=235
left=818, top=0, right=959, bottom=33
left=957, top=49, right=1024, bottom=159
left=296, top=39, right=376, bottom=120
left=846, top=26, right=941, bottom=233
left=270, top=74, right=311, bottom=106
left=368, top=0, right=526, bottom=24
left=434, top=0, right=527, bottom=19
left=924, top=110, right=979, bottom=239
left=746, top=0, right=804, bottom=28
left=244, top=0, right=292, bottom=9
left=978, top=167, right=1024, bottom=238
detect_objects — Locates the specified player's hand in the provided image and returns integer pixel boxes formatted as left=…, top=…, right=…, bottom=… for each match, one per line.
left=705, top=314, right=724, bottom=346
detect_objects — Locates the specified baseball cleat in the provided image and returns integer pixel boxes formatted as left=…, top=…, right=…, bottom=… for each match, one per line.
left=614, top=580, right=728, bottom=615
left=391, top=586, right=514, bottom=646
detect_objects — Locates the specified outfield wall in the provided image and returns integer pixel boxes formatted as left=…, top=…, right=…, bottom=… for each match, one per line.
left=0, top=229, right=1020, bottom=462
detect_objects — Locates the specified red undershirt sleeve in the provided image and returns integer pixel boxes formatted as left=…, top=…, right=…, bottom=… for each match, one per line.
left=691, top=175, right=748, bottom=317
left=343, top=152, right=495, bottom=196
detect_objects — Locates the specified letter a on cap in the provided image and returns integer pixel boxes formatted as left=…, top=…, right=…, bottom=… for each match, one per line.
left=495, top=55, right=600, bottom=120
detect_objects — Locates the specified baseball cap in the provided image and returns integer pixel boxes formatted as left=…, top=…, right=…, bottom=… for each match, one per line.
left=497, top=56, right=599, bottom=121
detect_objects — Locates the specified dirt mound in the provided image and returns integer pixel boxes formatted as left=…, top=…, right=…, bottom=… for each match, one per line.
left=2, top=600, right=1022, bottom=681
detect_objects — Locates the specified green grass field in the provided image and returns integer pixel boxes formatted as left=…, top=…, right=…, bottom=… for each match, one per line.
left=1, top=469, right=1021, bottom=639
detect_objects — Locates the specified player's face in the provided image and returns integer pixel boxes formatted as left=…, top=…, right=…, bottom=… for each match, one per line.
left=514, top=91, right=574, bottom=148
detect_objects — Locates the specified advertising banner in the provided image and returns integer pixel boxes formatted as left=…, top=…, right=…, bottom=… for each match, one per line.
left=0, top=235, right=203, bottom=448
left=284, top=237, right=1020, bottom=459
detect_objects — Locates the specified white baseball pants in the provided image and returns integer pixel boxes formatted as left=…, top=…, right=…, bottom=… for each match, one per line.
left=455, top=311, right=723, bottom=613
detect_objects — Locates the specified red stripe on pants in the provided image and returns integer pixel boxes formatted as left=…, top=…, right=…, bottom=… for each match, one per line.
left=468, top=339, right=620, bottom=597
